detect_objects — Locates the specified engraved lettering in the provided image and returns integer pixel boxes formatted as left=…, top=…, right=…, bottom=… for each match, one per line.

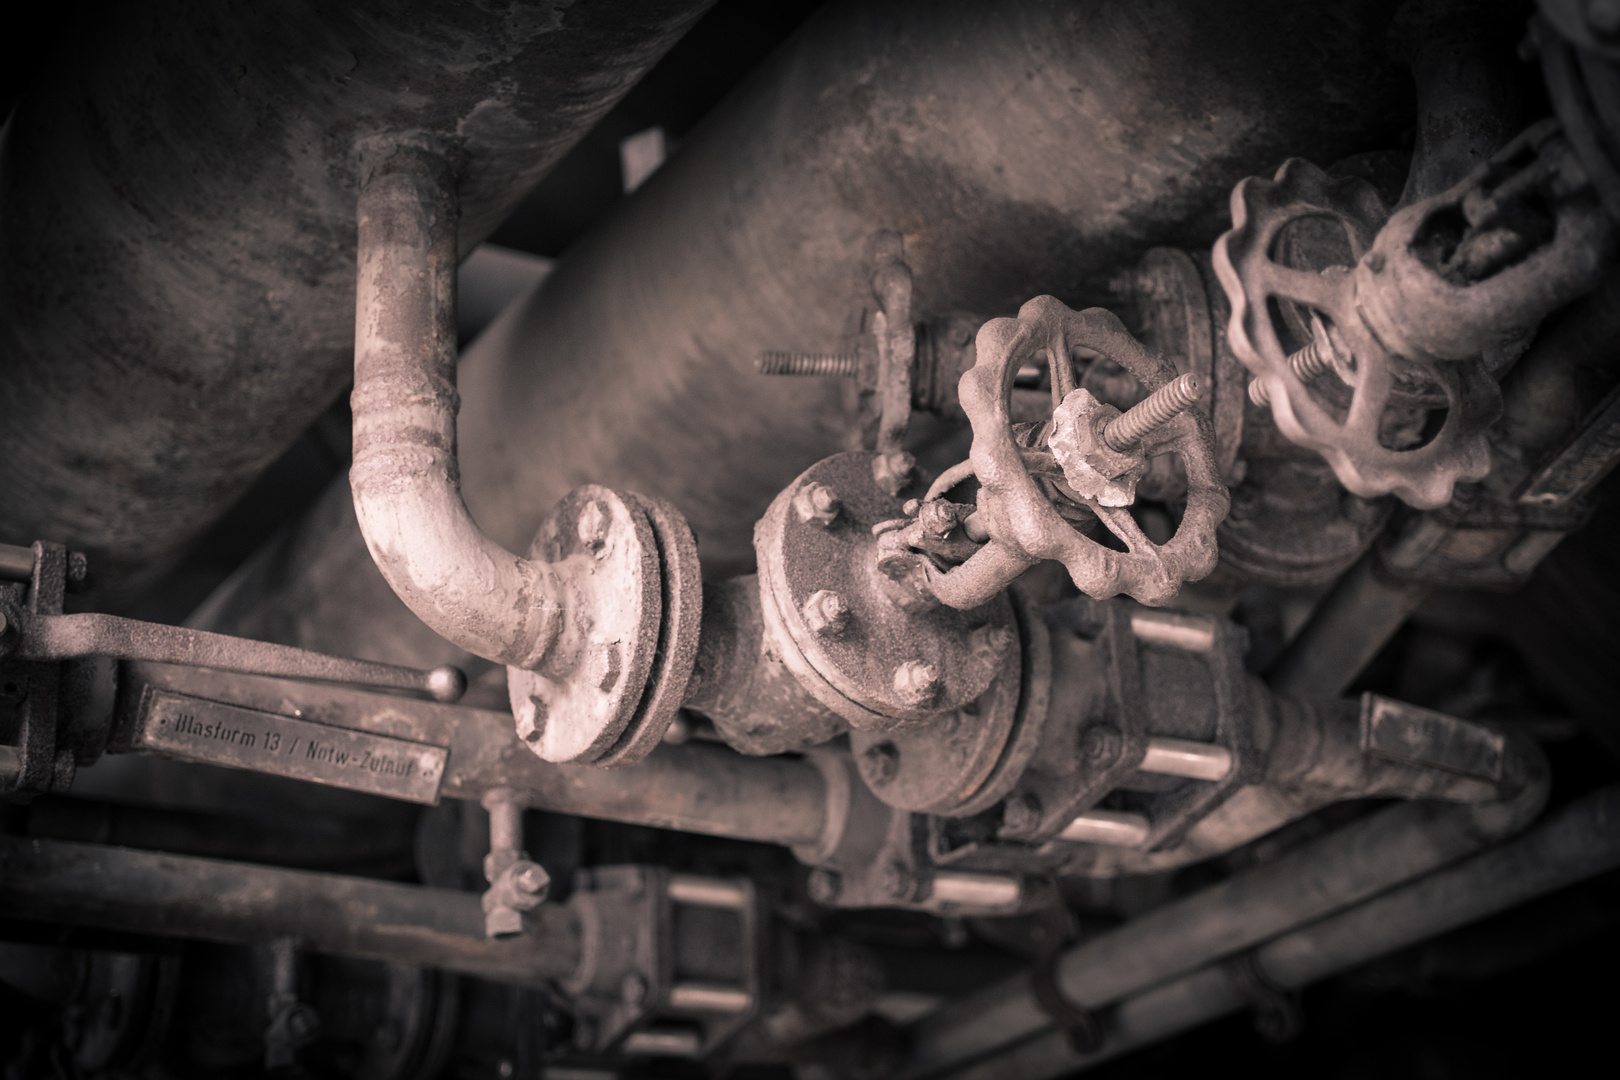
left=138, top=690, right=448, bottom=805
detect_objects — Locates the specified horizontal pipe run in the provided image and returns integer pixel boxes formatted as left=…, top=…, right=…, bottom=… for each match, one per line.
left=118, top=663, right=832, bottom=849
left=903, top=751, right=1547, bottom=1078
left=935, top=784, right=1620, bottom=1080
left=15, top=612, right=464, bottom=701
left=0, top=838, right=580, bottom=986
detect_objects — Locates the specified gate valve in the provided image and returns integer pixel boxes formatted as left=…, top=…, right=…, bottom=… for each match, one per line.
left=911, top=295, right=1229, bottom=610
left=1213, top=120, right=1613, bottom=509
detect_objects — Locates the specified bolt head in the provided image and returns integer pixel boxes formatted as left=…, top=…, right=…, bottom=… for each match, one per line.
left=1001, top=792, right=1043, bottom=835
left=807, top=869, right=841, bottom=905
left=1080, top=724, right=1122, bottom=765
left=794, top=482, right=843, bottom=526
left=586, top=642, right=622, bottom=692
left=577, top=499, right=612, bottom=555
left=285, top=1003, right=321, bottom=1045
left=878, top=862, right=916, bottom=901
left=892, top=660, right=942, bottom=706
left=862, top=741, right=901, bottom=785
left=515, top=863, right=551, bottom=896
left=970, top=624, right=1015, bottom=664
left=872, top=451, right=916, bottom=496
left=620, top=972, right=649, bottom=1007
left=802, top=589, right=851, bottom=637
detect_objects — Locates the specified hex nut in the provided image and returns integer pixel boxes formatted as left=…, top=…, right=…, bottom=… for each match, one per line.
left=1001, top=792, right=1043, bottom=836
left=587, top=642, right=622, bottom=692
left=872, top=450, right=916, bottom=496
left=878, top=861, right=916, bottom=901
left=807, top=869, right=841, bottom=905
left=803, top=589, right=851, bottom=637
left=862, top=741, right=901, bottom=785
left=892, top=660, right=942, bottom=706
left=794, top=482, right=843, bottom=527
left=970, top=624, right=1015, bottom=663
left=1080, top=724, right=1123, bottom=764
left=577, top=499, right=611, bottom=555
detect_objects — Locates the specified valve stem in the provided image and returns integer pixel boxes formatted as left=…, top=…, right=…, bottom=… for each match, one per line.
left=757, top=351, right=859, bottom=376
left=1249, top=337, right=1336, bottom=407
left=1103, top=372, right=1205, bottom=452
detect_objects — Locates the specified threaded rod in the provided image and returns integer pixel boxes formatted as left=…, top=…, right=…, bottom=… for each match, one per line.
left=757, top=351, right=859, bottom=376
left=1249, top=338, right=1336, bottom=407
left=1104, top=372, right=1204, bottom=452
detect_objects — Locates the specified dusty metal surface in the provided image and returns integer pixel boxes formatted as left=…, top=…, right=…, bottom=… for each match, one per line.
left=0, top=0, right=715, bottom=602
left=0, top=837, right=582, bottom=985
left=195, top=0, right=1415, bottom=668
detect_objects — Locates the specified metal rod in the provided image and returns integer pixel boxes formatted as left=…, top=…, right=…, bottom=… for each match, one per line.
left=757, top=351, right=859, bottom=376
left=1138, top=738, right=1233, bottom=782
left=1102, top=373, right=1204, bottom=452
left=1058, top=810, right=1152, bottom=847
left=0, top=838, right=580, bottom=986
left=930, top=784, right=1620, bottom=1080
left=14, top=611, right=465, bottom=701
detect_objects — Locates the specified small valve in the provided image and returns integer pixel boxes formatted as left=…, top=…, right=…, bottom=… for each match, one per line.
left=909, top=295, right=1229, bottom=609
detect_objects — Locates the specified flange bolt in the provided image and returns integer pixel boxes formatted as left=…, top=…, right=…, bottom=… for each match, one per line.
left=794, top=482, right=843, bottom=527
left=803, top=589, right=851, bottom=637
left=892, top=659, right=942, bottom=707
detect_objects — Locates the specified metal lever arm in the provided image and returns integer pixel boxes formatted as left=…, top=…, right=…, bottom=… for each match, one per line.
left=4, top=609, right=465, bottom=702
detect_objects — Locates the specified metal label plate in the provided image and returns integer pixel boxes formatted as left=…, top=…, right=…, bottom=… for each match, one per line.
left=137, top=689, right=447, bottom=804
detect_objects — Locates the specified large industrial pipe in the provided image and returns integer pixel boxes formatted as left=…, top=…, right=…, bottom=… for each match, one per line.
left=196, top=0, right=1411, bottom=665
left=0, top=0, right=714, bottom=603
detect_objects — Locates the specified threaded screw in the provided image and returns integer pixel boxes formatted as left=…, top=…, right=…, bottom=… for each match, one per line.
left=1103, top=372, right=1205, bottom=452
left=1248, top=338, right=1337, bottom=407
left=757, top=351, right=859, bottom=376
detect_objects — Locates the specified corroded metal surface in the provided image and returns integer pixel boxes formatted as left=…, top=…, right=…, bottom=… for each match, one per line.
left=0, top=0, right=715, bottom=601
left=945, top=298, right=1229, bottom=608
left=755, top=451, right=1019, bottom=728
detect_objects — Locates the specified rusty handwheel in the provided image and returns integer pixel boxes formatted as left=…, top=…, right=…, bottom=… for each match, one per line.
left=935, top=296, right=1228, bottom=609
left=1212, top=158, right=1501, bottom=509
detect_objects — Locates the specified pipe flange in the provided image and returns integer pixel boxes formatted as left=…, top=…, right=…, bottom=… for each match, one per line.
left=946, top=297, right=1227, bottom=608
left=508, top=487, right=662, bottom=763
left=755, top=451, right=1019, bottom=728
left=849, top=583, right=1051, bottom=816
left=1212, top=158, right=1500, bottom=509
left=594, top=493, right=704, bottom=768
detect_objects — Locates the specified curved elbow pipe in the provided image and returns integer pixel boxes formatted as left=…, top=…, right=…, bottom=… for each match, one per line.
left=349, top=141, right=559, bottom=669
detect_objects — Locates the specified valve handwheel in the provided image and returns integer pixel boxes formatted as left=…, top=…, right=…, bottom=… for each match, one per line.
left=937, top=296, right=1228, bottom=609
left=1212, top=158, right=1500, bottom=509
